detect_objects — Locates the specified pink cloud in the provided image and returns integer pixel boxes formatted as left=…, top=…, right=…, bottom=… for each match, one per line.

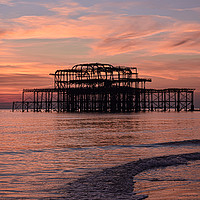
left=174, top=7, right=200, bottom=12
left=0, top=0, right=13, bottom=5
left=0, top=1, right=199, bottom=106
left=1, top=13, right=199, bottom=80
left=2, top=15, right=108, bottom=39
left=132, top=55, right=200, bottom=82
left=47, top=1, right=88, bottom=16
left=92, top=18, right=200, bottom=55
left=1, top=9, right=199, bottom=59
left=0, top=12, right=172, bottom=41
left=0, top=12, right=199, bottom=61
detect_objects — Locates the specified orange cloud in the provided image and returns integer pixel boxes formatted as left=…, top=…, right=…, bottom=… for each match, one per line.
left=1, top=8, right=199, bottom=58
left=0, top=0, right=13, bottom=5
left=1, top=13, right=199, bottom=78
left=132, top=54, right=200, bottom=81
left=0, top=12, right=172, bottom=41
left=0, top=1, right=200, bottom=107
left=0, top=29, right=7, bottom=37
left=0, top=73, right=52, bottom=105
left=92, top=18, right=200, bottom=55
left=0, top=61, right=60, bottom=104
left=0, top=94, right=21, bottom=103
left=0, top=62, right=59, bottom=76
left=0, top=73, right=52, bottom=96
left=2, top=15, right=107, bottom=39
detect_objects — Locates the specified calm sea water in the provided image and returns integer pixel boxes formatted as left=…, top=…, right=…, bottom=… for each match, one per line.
left=0, top=110, right=199, bottom=199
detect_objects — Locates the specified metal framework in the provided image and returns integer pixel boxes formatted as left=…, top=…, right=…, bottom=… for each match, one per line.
left=12, top=63, right=195, bottom=112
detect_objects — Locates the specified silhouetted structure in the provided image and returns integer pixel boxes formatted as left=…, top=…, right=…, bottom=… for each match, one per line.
left=12, top=63, right=195, bottom=112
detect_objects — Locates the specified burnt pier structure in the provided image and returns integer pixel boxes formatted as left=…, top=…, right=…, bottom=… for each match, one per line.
left=12, top=63, right=195, bottom=112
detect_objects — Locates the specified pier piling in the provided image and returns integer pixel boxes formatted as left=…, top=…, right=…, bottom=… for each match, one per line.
left=12, top=63, right=195, bottom=112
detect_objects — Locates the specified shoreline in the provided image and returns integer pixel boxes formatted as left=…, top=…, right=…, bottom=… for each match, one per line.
left=61, top=152, right=200, bottom=200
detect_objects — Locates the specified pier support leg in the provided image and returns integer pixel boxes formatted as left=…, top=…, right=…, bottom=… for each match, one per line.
left=22, top=91, right=24, bottom=112
left=164, top=92, right=166, bottom=111
left=191, top=91, right=194, bottom=111
left=151, top=92, right=154, bottom=111
left=57, top=90, right=60, bottom=112
left=33, top=91, right=36, bottom=112
left=12, top=102, right=15, bottom=112
left=135, top=89, right=140, bottom=112
left=177, top=91, right=180, bottom=112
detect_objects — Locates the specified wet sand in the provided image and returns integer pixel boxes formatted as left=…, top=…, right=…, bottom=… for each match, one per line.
left=61, top=152, right=200, bottom=199
left=134, top=160, right=200, bottom=199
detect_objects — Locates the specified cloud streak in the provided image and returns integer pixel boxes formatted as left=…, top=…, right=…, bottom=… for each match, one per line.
left=0, top=73, right=52, bottom=95
left=0, top=3, right=199, bottom=57
left=174, top=7, right=200, bottom=12
left=93, top=19, right=200, bottom=55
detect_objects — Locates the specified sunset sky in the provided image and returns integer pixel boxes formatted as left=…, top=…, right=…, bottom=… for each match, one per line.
left=0, top=0, right=200, bottom=108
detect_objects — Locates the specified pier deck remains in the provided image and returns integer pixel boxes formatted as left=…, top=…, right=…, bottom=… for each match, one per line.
left=12, top=63, right=195, bottom=112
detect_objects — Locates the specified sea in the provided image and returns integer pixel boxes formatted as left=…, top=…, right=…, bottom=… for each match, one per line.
left=0, top=110, right=199, bottom=199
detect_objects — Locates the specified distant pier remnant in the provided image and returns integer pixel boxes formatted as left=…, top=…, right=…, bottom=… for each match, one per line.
left=12, top=63, right=195, bottom=112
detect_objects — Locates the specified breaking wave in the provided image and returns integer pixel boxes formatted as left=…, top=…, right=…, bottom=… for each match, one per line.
left=61, top=152, right=200, bottom=200
left=138, top=139, right=200, bottom=148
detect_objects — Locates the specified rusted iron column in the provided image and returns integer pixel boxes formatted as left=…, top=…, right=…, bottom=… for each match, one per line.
left=164, top=91, right=167, bottom=111
left=143, top=89, right=146, bottom=112
left=135, top=89, right=140, bottom=112
left=47, top=92, right=50, bottom=112
left=122, top=92, right=126, bottom=112
left=71, top=93, right=75, bottom=112
left=104, top=92, right=108, bottom=112
left=177, top=91, right=180, bottom=112
left=117, top=92, right=121, bottom=112
left=36, top=91, right=39, bottom=112
left=151, top=91, right=154, bottom=111
left=26, top=102, right=29, bottom=112
left=174, top=92, right=177, bottom=111
left=45, top=91, right=48, bottom=112
left=40, top=92, right=43, bottom=111
left=22, top=91, right=24, bottom=112
left=185, top=91, right=188, bottom=111
left=50, top=91, right=53, bottom=111
left=191, top=91, right=194, bottom=111
left=33, top=91, right=36, bottom=112
left=86, top=93, right=88, bottom=112
left=168, top=91, right=171, bottom=111
left=63, top=90, right=65, bottom=112
left=57, top=90, right=60, bottom=112
left=12, top=102, right=15, bottom=112
left=94, top=94, right=97, bottom=112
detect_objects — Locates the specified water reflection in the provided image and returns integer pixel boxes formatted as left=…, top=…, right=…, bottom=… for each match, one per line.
left=0, top=111, right=199, bottom=198
left=52, top=112, right=200, bottom=148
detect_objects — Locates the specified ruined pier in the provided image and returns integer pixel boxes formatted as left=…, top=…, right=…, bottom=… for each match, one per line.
left=12, top=63, right=195, bottom=112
